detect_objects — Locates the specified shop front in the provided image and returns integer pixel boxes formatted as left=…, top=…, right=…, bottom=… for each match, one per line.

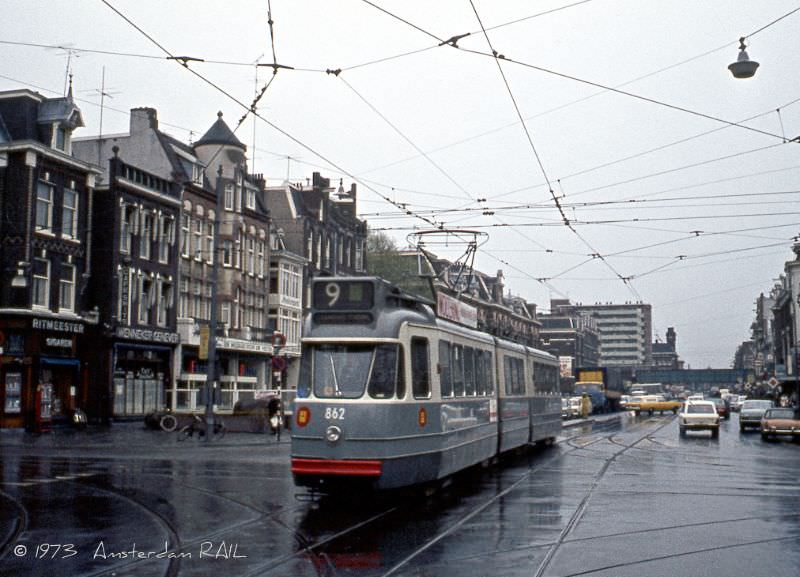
left=110, top=326, right=178, bottom=419
left=0, top=316, right=88, bottom=430
left=173, top=319, right=272, bottom=413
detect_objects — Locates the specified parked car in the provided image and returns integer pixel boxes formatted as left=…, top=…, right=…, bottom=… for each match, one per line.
left=760, top=407, right=800, bottom=441
left=679, top=400, right=720, bottom=438
left=713, top=398, right=730, bottom=420
left=561, top=398, right=570, bottom=419
left=739, top=399, right=774, bottom=431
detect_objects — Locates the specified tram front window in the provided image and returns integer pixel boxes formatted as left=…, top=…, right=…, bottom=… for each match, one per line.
left=311, top=344, right=401, bottom=399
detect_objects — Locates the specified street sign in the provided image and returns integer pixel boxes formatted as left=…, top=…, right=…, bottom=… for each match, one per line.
left=768, top=377, right=779, bottom=387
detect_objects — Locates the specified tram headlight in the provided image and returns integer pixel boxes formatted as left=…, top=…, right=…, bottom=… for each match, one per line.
left=325, top=425, right=342, bottom=444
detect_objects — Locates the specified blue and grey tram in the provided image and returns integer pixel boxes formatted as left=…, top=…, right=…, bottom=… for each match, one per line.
left=291, top=277, right=562, bottom=491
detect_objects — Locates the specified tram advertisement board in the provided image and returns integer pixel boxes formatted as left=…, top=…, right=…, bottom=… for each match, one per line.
left=436, top=292, right=478, bottom=328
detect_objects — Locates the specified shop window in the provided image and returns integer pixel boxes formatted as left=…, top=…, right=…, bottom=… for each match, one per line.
left=4, top=373, right=22, bottom=414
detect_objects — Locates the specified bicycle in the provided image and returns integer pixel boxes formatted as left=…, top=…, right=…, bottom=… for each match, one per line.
left=177, top=414, right=227, bottom=441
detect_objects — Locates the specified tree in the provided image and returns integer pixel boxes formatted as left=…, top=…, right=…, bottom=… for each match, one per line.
left=366, top=231, right=434, bottom=300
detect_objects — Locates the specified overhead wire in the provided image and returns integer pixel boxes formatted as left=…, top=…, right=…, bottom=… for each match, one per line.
left=99, top=0, right=448, bottom=234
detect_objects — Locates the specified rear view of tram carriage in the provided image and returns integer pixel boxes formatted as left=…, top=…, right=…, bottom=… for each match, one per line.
left=291, top=277, right=562, bottom=492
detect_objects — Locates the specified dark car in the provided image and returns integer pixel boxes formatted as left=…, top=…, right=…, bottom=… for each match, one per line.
left=233, top=396, right=282, bottom=433
left=713, top=398, right=730, bottom=420
left=739, top=399, right=774, bottom=431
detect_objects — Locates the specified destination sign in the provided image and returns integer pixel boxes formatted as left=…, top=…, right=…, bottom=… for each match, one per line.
left=313, top=280, right=374, bottom=310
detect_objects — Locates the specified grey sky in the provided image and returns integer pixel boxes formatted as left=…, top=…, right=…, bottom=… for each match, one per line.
left=3, top=0, right=800, bottom=368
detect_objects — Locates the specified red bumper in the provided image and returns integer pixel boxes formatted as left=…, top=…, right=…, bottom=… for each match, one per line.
left=291, top=458, right=383, bottom=477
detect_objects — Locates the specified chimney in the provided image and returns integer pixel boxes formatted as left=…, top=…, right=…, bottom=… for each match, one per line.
left=667, top=327, right=676, bottom=350
left=130, top=107, right=158, bottom=133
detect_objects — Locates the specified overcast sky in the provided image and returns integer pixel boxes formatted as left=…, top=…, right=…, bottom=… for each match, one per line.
left=3, top=1, right=800, bottom=368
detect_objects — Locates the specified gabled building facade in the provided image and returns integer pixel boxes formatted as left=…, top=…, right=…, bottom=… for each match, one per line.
left=75, top=108, right=277, bottom=415
left=266, top=172, right=367, bottom=309
left=0, top=88, right=99, bottom=429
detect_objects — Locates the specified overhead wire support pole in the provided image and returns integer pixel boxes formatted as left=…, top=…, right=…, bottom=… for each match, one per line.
left=204, top=166, right=224, bottom=442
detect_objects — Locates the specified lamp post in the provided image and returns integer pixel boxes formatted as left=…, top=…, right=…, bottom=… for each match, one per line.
left=203, top=166, right=224, bottom=441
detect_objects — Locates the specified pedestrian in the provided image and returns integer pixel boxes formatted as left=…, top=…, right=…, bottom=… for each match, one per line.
left=581, top=393, right=591, bottom=418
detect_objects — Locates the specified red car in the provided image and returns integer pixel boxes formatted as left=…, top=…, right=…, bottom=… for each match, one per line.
left=713, top=398, right=730, bottom=420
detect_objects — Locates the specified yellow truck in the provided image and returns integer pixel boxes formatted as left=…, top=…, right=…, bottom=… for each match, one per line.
left=626, top=394, right=682, bottom=415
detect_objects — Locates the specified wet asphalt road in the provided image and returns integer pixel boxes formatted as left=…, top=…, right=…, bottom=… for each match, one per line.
left=1, top=412, right=799, bottom=577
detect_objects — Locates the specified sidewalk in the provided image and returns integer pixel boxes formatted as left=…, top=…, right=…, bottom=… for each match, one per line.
left=0, top=421, right=291, bottom=462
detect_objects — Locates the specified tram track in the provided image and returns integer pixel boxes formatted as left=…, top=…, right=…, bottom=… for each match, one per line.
left=0, top=488, right=29, bottom=561
left=280, top=416, right=646, bottom=577
left=532, top=416, right=676, bottom=577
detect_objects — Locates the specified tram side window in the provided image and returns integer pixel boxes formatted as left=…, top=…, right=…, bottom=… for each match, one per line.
left=475, top=350, right=485, bottom=396
left=368, top=344, right=400, bottom=399
left=485, top=352, right=494, bottom=395
left=452, top=344, right=465, bottom=397
left=439, top=340, right=453, bottom=398
left=504, top=357, right=513, bottom=395
left=504, top=357, right=524, bottom=395
left=411, top=338, right=431, bottom=398
left=464, top=347, right=476, bottom=396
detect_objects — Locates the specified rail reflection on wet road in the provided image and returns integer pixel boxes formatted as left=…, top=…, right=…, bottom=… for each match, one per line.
left=1, top=414, right=800, bottom=577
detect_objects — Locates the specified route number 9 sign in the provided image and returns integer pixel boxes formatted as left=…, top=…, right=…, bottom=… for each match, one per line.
left=312, top=280, right=374, bottom=310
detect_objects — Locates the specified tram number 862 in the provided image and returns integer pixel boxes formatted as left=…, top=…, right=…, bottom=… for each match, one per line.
left=325, top=407, right=346, bottom=420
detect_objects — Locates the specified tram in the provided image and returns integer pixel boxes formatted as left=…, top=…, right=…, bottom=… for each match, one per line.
left=290, top=277, right=562, bottom=491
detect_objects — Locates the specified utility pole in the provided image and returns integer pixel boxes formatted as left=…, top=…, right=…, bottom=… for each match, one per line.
left=204, top=166, right=224, bottom=441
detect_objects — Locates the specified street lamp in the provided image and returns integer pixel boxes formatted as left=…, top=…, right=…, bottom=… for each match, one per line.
left=728, top=37, right=759, bottom=79
left=11, top=261, right=29, bottom=288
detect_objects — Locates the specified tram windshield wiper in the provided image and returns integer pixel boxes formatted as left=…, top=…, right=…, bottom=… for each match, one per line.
left=328, top=353, right=342, bottom=396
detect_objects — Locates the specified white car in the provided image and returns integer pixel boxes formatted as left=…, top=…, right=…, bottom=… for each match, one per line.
left=679, top=400, right=720, bottom=438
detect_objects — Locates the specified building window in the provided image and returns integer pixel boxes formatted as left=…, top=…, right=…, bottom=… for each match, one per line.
left=36, top=182, right=54, bottom=232
left=54, top=126, right=67, bottom=151
left=222, top=240, right=233, bottom=267
left=221, top=302, right=231, bottom=327
left=206, top=220, right=214, bottom=265
left=158, top=216, right=172, bottom=264
left=235, top=231, right=243, bottom=269
left=246, top=189, right=256, bottom=210
left=62, top=188, right=79, bottom=239
left=138, top=276, right=152, bottom=324
left=257, top=240, right=265, bottom=277
left=355, top=239, right=364, bottom=272
left=140, top=212, right=152, bottom=260
left=179, top=276, right=189, bottom=318
left=224, top=185, right=234, bottom=210
left=247, top=237, right=255, bottom=275
left=32, top=258, right=50, bottom=308
left=121, top=205, right=138, bottom=255
left=193, top=218, right=203, bottom=261
left=180, top=214, right=191, bottom=258
left=59, top=263, right=76, bottom=313
left=157, top=280, right=171, bottom=327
